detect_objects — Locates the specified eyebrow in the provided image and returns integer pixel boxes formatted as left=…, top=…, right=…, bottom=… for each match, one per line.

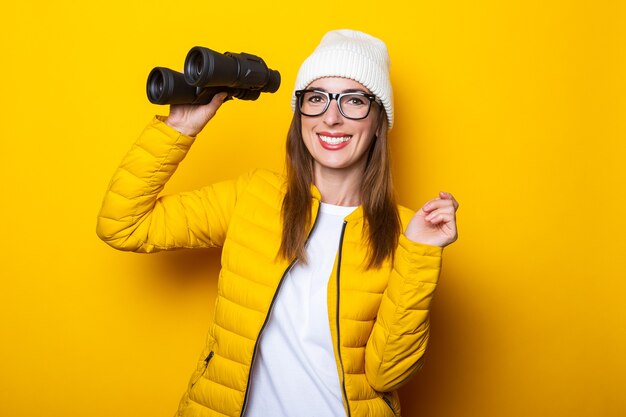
left=309, top=87, right=371, bottom=94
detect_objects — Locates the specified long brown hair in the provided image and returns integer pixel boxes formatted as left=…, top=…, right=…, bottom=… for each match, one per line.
left=279, top=107, right=402, bottom=269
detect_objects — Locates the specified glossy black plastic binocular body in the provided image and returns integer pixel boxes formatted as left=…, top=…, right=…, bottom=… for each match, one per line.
left=147, top=46, right=280, bottom=105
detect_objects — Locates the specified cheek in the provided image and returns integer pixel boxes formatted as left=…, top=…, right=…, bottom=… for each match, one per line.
left=299, top=130, right=317, bottom=157
left=300, top=121, right=312, bottom=138
left=361, top=125, right=378, bottom=147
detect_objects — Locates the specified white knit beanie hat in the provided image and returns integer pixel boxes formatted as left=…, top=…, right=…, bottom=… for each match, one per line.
left=292, top=29, right=394, bottom=129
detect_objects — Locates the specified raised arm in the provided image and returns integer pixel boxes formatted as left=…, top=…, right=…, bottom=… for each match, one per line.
left=95, top=94, right=242, bottom=252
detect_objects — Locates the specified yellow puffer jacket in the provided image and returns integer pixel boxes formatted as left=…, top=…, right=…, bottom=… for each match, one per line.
left=96, top=117, right=443, bottom=417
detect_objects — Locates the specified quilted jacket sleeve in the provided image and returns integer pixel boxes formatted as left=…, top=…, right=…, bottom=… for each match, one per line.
left=364, top=234, right=443, bottom=392
left=96, top=116, right=248, bottom=253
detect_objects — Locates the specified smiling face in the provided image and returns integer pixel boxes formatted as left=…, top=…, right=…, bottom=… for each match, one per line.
left=300, top=77, right=381, bottom=179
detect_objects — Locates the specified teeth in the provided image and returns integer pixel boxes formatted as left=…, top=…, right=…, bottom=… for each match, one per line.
left=319, top=135, right=351, bottom=145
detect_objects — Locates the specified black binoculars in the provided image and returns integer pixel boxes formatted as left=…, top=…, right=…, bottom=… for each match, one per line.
left=146, top=46, right=280, bottom=105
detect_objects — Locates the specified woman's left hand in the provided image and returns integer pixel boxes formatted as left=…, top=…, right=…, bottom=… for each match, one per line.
left=405, top=192, right=459, bottom=247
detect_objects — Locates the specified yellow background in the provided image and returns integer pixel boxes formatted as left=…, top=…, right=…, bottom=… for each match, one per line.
left=1, top=1, right=624, bottom=416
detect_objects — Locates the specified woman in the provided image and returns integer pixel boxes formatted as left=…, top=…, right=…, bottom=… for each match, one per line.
left=97, top=29, right=458, bottom=417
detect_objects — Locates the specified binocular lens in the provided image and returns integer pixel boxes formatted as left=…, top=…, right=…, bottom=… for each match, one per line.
left=184, top=47, right=239, bottom=87
left=186, top=49, right=205, bottom=80
left=147, top=70, right=165, bottom=101
left=147, top=67, right=199, bottom=105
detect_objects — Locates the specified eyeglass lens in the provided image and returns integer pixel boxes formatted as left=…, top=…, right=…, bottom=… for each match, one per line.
left=299, top=91, right=372, bottom=119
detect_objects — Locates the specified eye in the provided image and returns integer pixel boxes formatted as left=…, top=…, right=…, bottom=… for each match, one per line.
left=305, top=91, right=328, bottom=105
left=342, top=94, right=368, bottom=107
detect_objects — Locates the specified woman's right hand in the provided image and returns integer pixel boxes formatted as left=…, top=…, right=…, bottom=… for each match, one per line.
left=164, top=92, right=229, bottom=137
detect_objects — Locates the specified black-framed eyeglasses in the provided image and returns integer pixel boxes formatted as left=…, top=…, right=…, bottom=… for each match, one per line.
left=295, top=89, right=380, bottom=120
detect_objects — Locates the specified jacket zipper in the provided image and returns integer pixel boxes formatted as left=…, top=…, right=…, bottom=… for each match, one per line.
left=382, top=394, right=396, bottom=416
left=239, top=203, right=321, bottom=417
left=336, top=221, right=351, bottom=417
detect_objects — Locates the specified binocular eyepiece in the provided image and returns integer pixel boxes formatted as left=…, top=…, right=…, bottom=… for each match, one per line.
left=147, top=46, right=280, bottom=105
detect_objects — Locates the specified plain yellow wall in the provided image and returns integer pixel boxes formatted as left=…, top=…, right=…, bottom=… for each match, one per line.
left=1, top=1, right=624, bottom=416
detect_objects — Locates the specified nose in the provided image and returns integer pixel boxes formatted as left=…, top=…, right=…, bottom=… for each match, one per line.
left=322, top=98, right=343, bottom=125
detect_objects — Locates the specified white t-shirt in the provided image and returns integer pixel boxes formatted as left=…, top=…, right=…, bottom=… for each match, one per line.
left=244, top=202, right=357, bottom=417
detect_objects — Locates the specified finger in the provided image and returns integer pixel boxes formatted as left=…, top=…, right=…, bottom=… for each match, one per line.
left=203, top=92, right=229, bottom=115
left=439, top=191, right=459, bottom=209
left=199, top=92, right=228, bottom=110
left=425, top=211, right=456, bottom=226
left=421, top=197, right=443, bottom=213
left=423, top=198, right=457, bottom=213
left=216, top=92, right=229, bottom=103
left=424, top=206, right=456, bottom=221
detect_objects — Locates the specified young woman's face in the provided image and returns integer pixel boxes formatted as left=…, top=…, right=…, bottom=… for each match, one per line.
left=300, top=77, right=380, bottom=175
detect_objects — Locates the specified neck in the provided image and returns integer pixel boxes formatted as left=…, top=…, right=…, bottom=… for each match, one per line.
left=313, top=164, right=364, bottom=206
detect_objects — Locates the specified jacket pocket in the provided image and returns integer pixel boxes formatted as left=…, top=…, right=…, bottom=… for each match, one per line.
left=190, top=351, right=214, bottom=390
